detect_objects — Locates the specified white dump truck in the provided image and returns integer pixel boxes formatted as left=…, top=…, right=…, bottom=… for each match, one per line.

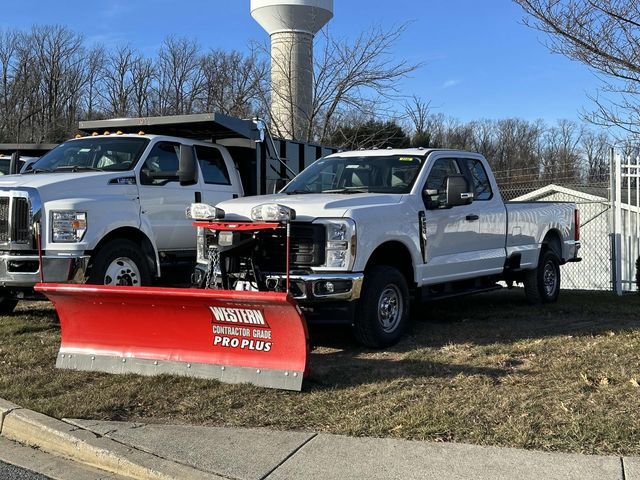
left=191, top=148, right=581, bottom=347
left=0, top=114, right=335, bottom=312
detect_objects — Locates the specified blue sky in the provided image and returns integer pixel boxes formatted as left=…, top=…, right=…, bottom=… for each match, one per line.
left=0, top=0, right=601, bottom=124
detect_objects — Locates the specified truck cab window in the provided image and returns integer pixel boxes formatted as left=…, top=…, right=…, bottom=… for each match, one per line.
left=463, top=158, right=493, bottom=200
left=140, top=142, right=180, bottom=186
left=425, top=158, right=461, bottom=191
left=195, top=145, right=231, bottom=185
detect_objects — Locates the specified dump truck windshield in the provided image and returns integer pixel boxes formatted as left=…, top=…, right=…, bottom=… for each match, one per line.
left=29, top=137, right=149, bottom=173
left=283, top=155, right=424, bottom=194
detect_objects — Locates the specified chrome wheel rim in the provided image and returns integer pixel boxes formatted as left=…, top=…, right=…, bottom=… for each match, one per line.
left=104, top=257, right=141, bottom=286
left=543, top=261, right=558, bottom=297
left=378, top=284, right=403, bottom=333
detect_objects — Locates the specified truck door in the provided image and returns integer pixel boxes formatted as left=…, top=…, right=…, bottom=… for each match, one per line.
left=458, top=157, right=507, bottom=275
left=419, top=157, right=482, bottom=284
left=137, top=141, right=197, bottom=251
left=195, top=145, right=240, bottom=208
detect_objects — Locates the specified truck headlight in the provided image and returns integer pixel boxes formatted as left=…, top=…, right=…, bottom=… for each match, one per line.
left=51, top=211, right=87, bottom=242
left=251, top=203, right=296, bottom=222
left=187, top=203, right=224, bottom=220
left=315, top=218, right=356, bottom=269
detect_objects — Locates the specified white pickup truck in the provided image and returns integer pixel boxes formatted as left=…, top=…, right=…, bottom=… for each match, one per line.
left=0, top=114, right=334, bottom=313
left=193, top=148, right=581, bottom=347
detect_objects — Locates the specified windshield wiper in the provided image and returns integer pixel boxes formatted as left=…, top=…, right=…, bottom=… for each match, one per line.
left=322, top=187, right=370, bottom=194
left=28, top=168, right=52, bottom=174
left=52, top=166, right=103, bottom=172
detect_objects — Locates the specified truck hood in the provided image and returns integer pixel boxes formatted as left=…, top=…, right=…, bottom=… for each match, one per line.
left=216, top=193, right=404, bottom=221
left=0, top=172, right=134, bottom=200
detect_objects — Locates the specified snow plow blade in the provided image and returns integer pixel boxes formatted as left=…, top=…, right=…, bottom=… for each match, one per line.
left=35, top=283, right=309, bottom=391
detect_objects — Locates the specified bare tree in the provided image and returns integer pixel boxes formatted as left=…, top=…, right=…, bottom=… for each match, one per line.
left=581, top=129, right=611, bottom=182
left=102, top=45, right=135, bottom=117
left=514, top=0, right=640, bottom=135
left=156, top=36, right=204, bottom=115
left=404, top=95, right=431, bottom=146
left=199, top=49, right=266, bottom=118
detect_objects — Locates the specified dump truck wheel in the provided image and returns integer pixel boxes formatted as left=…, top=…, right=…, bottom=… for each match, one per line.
left=354, top=265, right=409, bottom=348
left=524, top=250, right=560, bottom=304
left=0, top=292, right=18, bottom=314
left=88, top=239, right=151, bottom=286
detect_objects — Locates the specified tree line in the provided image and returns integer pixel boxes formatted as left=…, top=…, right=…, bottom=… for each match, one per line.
left=0, top=23, right=612, bottom=193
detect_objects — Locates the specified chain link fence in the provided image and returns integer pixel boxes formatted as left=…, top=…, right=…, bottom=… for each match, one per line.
left=497, top=174, right=613, bottom=291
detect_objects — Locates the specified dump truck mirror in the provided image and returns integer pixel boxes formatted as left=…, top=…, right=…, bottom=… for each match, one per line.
left=9, top=152, right=19, bottom=175
left=446, top=175, right=474, bottom=207
left=178, top=145, right=197, bottom=186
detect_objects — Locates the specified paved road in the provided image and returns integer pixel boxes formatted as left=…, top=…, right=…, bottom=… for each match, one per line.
left=0, top=460, right=50, bottom=480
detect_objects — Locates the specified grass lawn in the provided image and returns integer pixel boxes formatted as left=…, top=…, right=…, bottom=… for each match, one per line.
left=1, top=289, right=639, bottom=455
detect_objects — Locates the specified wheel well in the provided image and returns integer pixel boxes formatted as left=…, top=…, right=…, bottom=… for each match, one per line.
left=542, top=229, right=562, bottom=260
left=89, top=228, right=157, bottom=277
left=365, top=241, right=415, bottom=286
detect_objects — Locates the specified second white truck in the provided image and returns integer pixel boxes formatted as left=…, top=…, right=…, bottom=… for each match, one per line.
left=191, top=148, right=581, bottom=347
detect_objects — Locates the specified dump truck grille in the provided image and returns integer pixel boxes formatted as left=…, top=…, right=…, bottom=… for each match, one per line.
left=0, top=194, right=32, bottom=245
left=12, top=197, right=30, bottom=243
left=0, top=198, right=8, bottom=242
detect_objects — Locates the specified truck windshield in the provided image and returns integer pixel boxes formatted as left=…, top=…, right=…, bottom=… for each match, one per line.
left=28, top=137, right=149, bottom=173
left=282, top=155, right=424, bottom=194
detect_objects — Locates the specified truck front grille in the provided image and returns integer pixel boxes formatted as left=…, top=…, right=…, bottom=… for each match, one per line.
left=258, top=224, right=326, bottom=269
left=0, top=198, right=8, bottom=242
left=0, top=194, right=32, bottom=245
left=12, top=197, right=30, bottom=243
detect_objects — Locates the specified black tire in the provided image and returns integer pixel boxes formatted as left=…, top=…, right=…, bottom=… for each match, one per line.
left=524, top=250, right=561, bottom=304
left=354, top=266, right=410, bottom=348
left=0, top=295, right=18, bottom=315
left=87, top=239, right=152, bottom=286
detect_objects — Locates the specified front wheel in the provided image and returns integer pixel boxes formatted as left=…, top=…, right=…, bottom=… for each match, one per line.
left=87, top=239, right=152, bottom=286
left=354, top=266, right=410, bottom=348
left=523, top=250, right=561, bottom=304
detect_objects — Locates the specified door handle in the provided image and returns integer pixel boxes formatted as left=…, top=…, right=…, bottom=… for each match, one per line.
left=466, top=214, right=479, bottom=221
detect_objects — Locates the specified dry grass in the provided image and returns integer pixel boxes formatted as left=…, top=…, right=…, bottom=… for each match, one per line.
left=1, top=289, right=639, bottom=455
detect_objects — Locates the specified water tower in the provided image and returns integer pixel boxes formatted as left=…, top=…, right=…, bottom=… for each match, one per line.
left=251, top=0, right=333, bottom=140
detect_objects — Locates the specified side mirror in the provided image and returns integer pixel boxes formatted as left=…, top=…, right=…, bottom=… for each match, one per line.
left=273, top=178, right=287, bottom=193
left=178, top=145, right=197, bottom=186
left=9, top=152, right=19, bottom=175
left=446, top=175, right=474, bottom=207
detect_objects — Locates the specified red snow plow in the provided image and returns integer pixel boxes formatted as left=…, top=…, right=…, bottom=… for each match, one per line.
left=35, top=218, right=310, bottom=391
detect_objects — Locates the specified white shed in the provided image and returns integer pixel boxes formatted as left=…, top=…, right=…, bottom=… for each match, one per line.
left=513, top=185, right=615, bottom=291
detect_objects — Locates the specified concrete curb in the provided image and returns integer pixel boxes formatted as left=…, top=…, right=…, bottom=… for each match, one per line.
left=0, top=398, right=225, bottom=480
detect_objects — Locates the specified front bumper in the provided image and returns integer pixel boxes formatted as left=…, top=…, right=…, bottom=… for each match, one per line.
left=0, top=253, right=90, bottom=288
left=265, top=272, right=364, bottom=302
left=193, top=264, right=364, bottom=302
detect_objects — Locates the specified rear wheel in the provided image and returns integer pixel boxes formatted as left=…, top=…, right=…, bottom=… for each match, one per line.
left=524, top=250, right=560, bottom=304
left=354, top=266, right=410, bottom=348
left=88, top=239, right=151, bottom=286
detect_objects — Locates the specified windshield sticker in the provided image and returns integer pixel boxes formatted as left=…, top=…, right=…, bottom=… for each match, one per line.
left=345, top=164, right=364, bottom=169
left=399, top=157, right=414, bottom=162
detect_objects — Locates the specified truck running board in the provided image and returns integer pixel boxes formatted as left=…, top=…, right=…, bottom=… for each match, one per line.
left=421, top=283, right=503, bottom=301
left=35, top=283, right=309, bottom=391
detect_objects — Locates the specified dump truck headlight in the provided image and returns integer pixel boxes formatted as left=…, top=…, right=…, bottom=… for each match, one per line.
left=315, top=218, right=356, bottom=269
left=251, top=203, right=296, bottom=222
left=51, top=211, right=87, bottom=243
left=187, top=203, right=224, bottom=220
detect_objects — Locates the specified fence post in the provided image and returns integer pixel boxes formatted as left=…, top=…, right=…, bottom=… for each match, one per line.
left=611, top=147, right=623, bottom=295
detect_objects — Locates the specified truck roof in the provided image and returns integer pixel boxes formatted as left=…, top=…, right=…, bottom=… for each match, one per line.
left=327, top=148, right=481, bottom=158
